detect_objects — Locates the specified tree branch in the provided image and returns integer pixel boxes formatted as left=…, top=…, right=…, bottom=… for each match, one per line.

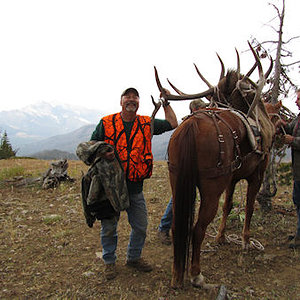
left=282, top=60, right=300, bottom=67
left=284, top=36, right=300, bottom=44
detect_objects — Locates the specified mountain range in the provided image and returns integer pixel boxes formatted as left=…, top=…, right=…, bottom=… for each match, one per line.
left=0, top=102, right=103, bottom=148
left=0, top=102, right=291, bottom=162
left=0, top=102, right=173, bottom=160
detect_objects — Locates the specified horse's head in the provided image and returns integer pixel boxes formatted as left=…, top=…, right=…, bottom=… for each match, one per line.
left=264, top=100, right=282, bottom=115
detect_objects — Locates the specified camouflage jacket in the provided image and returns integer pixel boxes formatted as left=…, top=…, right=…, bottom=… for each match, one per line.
left=76, top=141, right=129, bottom=227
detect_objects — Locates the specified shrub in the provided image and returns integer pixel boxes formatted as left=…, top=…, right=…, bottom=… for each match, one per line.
left=277, top=162, right=293, bottom=186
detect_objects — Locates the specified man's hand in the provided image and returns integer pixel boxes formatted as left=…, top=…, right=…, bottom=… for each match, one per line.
left=275, top=119, right=287, bottom=128
left=283, top=134, right=294, bottom=145
left=160, top=88, right=170, bottom=107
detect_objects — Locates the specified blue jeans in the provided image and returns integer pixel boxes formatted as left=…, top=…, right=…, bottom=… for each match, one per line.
left=293, top=181, right=300, bottom=236
left=100, top=192, right=148, bottom=264
left=158, top=197, right=173, bottom=233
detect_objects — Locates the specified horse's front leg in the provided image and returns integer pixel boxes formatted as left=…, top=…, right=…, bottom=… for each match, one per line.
left=242, top=186, right=256, bottom=250
left=190, top=198, right=219, bottom=289
left=243, top=162, right=267, bottom=249
left=216, top=181, right=236, bottom=244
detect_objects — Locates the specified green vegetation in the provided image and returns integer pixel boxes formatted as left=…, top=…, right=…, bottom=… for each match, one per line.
left=0, top=166, right=25, bottom=180
left=42, top=214, right=62, bottom=225
left=277, top=162, right=293, bottom=186
left=0, top=131, right=17, bottom=159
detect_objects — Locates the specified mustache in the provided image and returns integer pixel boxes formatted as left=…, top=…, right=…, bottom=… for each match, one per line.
left=125, top=102, right=137, bottom=107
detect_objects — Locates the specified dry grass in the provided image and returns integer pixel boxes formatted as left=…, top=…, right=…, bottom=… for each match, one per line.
left=0, top=158, right=300, bottom=299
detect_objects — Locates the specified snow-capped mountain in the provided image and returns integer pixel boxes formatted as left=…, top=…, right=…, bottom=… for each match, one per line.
left=0, top=101, right=105, bottom=149
left=17, top=124, right=173, bottom=160
left=0, top=101, right=173, bottom=160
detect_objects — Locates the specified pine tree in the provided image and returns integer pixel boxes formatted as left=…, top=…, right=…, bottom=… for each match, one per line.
left=0, top=131, right=17, bottom=159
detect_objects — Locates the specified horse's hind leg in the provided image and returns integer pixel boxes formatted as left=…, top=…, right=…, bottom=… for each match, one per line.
left=190, top=194, right=220, bottom=288
left=216, top=181, right=236, bottom=244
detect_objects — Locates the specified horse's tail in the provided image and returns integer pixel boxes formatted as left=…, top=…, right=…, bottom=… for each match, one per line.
left=172, top=120, right=198, bottom=283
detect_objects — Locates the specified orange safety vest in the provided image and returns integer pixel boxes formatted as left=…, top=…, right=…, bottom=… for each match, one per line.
left=102, top=113, right=153, bottom=182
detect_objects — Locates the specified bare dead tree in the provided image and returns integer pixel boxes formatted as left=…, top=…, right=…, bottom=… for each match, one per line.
left=250, top=0, right=300, bottom=212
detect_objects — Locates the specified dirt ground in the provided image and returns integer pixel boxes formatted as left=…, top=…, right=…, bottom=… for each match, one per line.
left=0, top=159, right=300, bottom=299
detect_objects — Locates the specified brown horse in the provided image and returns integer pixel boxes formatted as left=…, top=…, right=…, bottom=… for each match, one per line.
left=155, top=44, right=282, bottom=288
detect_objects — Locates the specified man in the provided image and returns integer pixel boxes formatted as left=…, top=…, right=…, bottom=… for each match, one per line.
left=91, top=87, right=178, bottom=279
left=158, top=98, right=208, bottom=245
left=278, top=88, right=300, bottom=248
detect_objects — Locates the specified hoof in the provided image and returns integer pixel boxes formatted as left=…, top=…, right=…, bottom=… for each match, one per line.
left=171, top=278, right=184, bottom=289
left=216, top=235, right=226, bottom=244
left=191, top=273, right=218, bottom=290
left=191, top=272, right=205, bottom=288
left=242, top=241, right=250, bottom=251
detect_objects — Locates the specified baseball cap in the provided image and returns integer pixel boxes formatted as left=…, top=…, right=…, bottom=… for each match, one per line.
left=189, top=98, right=208, bottom=112
left=121, top=87, right=139, bottom=98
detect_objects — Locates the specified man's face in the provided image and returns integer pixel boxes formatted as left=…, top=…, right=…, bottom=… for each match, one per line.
left=296, top=91, right=300, bottom=110
left=121, top=92, right=139, bottom=113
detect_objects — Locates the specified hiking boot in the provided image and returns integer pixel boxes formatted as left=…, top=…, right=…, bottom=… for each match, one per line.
left=104, top=263, right=117, bottom=280
left=289, top=236, right=300, bottom=249
left=126, top=258, right=153, bottom=272
left=158, top=231, right=171, bottom=245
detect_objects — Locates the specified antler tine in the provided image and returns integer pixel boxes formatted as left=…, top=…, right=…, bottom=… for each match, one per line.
left=247, top=41, right=265, bottom=117
left=245, top=55, right=272, bottom=85
left=150, top=95, right=162, bottom=138
left=167, top=78, right=187, bottom=95
left=193, top=63, right=213, bottom=88
left=248, top=41, right=264, bottom=82
left=235, top=48, right=241, bottom=78
left=150, top=95, right=161, bottom=119
left=246, top=61, right=258, bottom=78
left=154, top=66, right=167, bottom=99
left=216, top=53, right=225, bottom=80
left=154, top=66, right=214, bottom=101
left=265, top=56, right=273, bottom=79
left=245, top=46, right=262, bottom=78
left=245, top=53, right=272, bottom=85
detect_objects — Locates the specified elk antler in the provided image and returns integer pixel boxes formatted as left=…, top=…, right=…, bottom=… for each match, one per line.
left=193, top=52, right=224, bottom=88
left=167, top=79, right=187, bottom=95
left=246, top=41, right=265, bottom=117
left=150, top=95, right=162, bottom=137
left=216, top=53, right=225, bottom=80
left=265, top=57, right=273, bottom=79
left=151, top=95, right=161, bottom=119
left=154, top=66, right=214, bottom=101
left=193, top=63, right=213, bottom=88
left=235, top=48, right=241, bottom=78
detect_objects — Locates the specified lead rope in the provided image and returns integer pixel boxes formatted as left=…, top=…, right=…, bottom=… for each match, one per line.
left=205, top=181, right=264, bottom=251
left=205, top=222, right=265, bottom=251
